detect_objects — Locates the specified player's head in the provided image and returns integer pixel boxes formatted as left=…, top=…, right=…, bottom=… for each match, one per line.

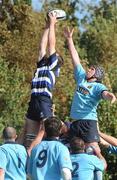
left=60, top=121, right=71, bottom=135
left=44, top=116, right=62, bottom=137
left=70, top=137, right=85, bottom=154
left=86, top=65, right=105, bottom=82
left=2, top=127, right=17, bottom=141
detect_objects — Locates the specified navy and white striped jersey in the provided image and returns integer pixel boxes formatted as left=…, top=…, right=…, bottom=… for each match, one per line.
left=31, top=53, right=60, bottom=99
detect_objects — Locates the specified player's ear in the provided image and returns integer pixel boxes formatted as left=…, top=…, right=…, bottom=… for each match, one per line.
left=15, top=134, right=18, bottom=140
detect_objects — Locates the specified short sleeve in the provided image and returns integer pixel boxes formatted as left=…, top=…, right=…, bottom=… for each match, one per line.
left=58, top=145, right=72, bottom=170
left=0, top=148, right=7, bottom=170
left=48, top=53, right=58, bottom=70
left=74, top=64, right=86, bottom=83
left=95, top=84, right=108, bottom=98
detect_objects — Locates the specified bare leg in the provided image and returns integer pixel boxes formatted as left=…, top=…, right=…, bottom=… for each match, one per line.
left=27, top=121, right=45, bottom=155
left=24, top=118, right=40, bottom=149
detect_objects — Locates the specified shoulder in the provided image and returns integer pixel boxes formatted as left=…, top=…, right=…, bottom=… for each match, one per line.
left=0, top=144, right=8, bottom=152
left=56, top=141, right=69, bottom=151
left=94, top=82, right=108, bottom=93
left=74, top=64, right=86, bottom=78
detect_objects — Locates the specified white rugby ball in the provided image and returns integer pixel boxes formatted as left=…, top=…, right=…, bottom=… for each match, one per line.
left=47, top=9, right=66, bottom=20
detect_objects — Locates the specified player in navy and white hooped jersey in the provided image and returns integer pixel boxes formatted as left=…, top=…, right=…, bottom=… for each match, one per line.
left=18, top=12, right=64, bottom=150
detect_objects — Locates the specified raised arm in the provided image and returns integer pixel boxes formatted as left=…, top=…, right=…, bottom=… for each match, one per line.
left=102, top=91, right=116, bottom=104
left=38, top=20, right=49, bottom=61
left=48, top=12, right=57, bottom=56
left=99, top=131, right=117, bottom=146
left=93, top=146, right=107, bottom=170
left=64, top=27, right=80, bottom=68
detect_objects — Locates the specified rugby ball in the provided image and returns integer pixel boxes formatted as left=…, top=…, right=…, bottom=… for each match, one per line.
left=47, top=9, right=66, bottom=20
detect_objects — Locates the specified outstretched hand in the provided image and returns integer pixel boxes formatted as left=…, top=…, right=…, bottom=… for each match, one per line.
left=110, top=93, right=116, bottom=104
left=48, top=12, right=58, bottom=25
left=64, top=27, right=74, bottom=39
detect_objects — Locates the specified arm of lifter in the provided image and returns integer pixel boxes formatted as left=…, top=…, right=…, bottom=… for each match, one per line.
left=0, top=168, right=5, bottom=180
left=99, top=131, right=117, bottom=146
left=61, top=168, right=72, bottom=180
left=93, top=146, right=107, bottom=170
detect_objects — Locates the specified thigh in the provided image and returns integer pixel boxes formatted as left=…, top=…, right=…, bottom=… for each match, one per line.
left=70, top=120, right=99, bottom=143
left=26, top=96, right=42, bottom=121
left=40, top=96, right=53, bottom=118
left=82, top=121, right=100, bottom=143
left=26, top=118, right=40, bottom=135
left=24, top=118, right=40, bottom=148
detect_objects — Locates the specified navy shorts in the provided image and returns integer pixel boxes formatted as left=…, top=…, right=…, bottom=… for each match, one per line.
left=69, top=120, right=100, bottom=143
left=26, top=95, right=52, bottom=122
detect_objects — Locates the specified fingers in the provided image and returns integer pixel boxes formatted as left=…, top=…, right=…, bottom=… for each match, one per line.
left=110, top=94, right=116, bottom=104
left=48, top=12, right=57, bottom=19
left=111, top=97, right=116, bottom=104
left=64, top=26, right=74, bottom=38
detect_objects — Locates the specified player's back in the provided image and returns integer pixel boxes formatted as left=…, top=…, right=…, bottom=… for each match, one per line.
left=28, top=139, right=72, bottom=180
left=70, top=153, right=105, bottom=180
left=0, top=143, right=27, bottom=180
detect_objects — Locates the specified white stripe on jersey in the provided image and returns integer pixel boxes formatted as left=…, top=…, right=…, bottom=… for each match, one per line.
left=49, top=71, right=55, bottom=85
left=31, top=88, right=52, bottom=98
left=48, top=59, right=58, bottom=70
left=32, top=77, right=51, bottom=85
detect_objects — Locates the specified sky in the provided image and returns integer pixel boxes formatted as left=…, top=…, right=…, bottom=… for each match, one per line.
left=31, top=0, right=101, bottom=14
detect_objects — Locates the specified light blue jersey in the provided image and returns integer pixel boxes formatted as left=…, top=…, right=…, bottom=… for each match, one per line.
left=70, top=153, right=105, bottom=180
left=70, top=64, right=107, bottom=120
left=28, top=139, right=72, bottom=180
left=0, top=142, right=27, bottom=180
left=108, top=145, right=117, bottom=154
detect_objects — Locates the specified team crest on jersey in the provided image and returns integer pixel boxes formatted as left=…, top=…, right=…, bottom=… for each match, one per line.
left=87, top=86, right=92, bottom=89
left=77, top=86, right=89, bottom=95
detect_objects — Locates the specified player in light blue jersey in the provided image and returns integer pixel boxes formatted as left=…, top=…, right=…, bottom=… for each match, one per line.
left=64, top=27, right=116, bottom=148
left=0, top=127, right=27, bottom=180
left=28, top=117, right=72, bottom=180
left=70, top=137, right=107, bottom=180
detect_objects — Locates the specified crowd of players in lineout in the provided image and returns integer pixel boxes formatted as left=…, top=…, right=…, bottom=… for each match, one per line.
left=0, top=11, right=116, bottom=180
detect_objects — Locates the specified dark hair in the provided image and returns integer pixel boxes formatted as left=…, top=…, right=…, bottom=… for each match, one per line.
left=44, top=116, right=62, bottom=137
left=3, top=127, right=16, bottom=140
left=70, top=137, right=85, bottom=153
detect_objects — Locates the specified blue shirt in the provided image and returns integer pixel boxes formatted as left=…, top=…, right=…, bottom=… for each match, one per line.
left=0, top=143, right=27, bottom=180
left=28, top=139, right=72, bottom=180
left=31, top=53, right=60, bottom=99
left=70, top=64, right=107, bottom=121
left=70, top=153, right=105, bottom=180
